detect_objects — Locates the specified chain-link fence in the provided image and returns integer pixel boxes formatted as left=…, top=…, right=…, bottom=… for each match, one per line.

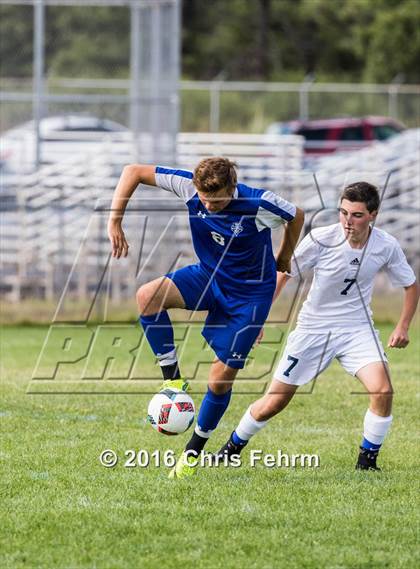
left=2, top=76, right=419, bottom=136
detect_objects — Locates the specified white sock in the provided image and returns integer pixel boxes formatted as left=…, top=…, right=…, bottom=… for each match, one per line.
left=157, top=347, right=178, bottom=367
left=235, top=406, right=268, bottom=442
left=363, top=408, right=393, bottom=446
left=195, top=426, right=212, bottom=439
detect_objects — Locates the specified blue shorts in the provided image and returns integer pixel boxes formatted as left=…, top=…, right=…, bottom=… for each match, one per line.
left=166, top=264, right=273, bottom=369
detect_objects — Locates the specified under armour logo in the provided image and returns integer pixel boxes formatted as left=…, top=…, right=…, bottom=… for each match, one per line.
left=198, top=211, right=207, bottom=219
left=232, top=352, right=242, bottom=359
left=350, top=258, right=360, bottom=265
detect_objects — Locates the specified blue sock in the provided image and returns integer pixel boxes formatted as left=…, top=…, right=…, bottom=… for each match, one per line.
left=140, top=312, right=175, bottom=357
left=196, top=388, right=232, bottom=436
left=361, top=437, right=382, bottom=451
left=232, top=431, right=247, bottom=445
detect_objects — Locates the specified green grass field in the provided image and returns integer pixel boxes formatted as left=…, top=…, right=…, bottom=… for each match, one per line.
left=1, top=323, right=419, bottom=569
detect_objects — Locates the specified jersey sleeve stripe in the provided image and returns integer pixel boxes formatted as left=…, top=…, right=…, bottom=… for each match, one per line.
left=260, top=198, right=295, bottom=221
left=155, top=166, right=196, bottom=202
left=156, top=166, right=193, bottom=179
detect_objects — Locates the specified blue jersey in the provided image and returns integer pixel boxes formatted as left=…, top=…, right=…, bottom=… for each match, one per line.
left=155, top=166, right=296, bottom=298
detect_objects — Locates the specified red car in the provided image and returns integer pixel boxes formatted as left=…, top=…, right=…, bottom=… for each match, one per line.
left=266, top=116, right=406, bottom=155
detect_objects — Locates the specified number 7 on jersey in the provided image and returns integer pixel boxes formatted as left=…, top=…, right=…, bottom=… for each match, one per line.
left=284, top=355, right=299, bottom=377
left=340, top=278, right=356, bottom=296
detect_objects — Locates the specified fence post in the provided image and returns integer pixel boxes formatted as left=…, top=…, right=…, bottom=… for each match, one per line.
left=299, top=74, right=315, bottom=121
left=33, top=0, right=45, bottom=169
left=57, top=183, right=66, bottom=298
left=210, top=82, right=221, bottom=132
left=129, top=1, right=141, bottom=157
left=388, top=73, right=403, bottom=119
left=14, top=184, right=26, bottom=302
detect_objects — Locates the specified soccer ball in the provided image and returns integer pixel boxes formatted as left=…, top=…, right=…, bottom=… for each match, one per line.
left=147, top=388, right=195, bottom=435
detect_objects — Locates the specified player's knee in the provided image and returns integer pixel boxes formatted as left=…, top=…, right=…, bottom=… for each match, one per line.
left=370, top=386, right=393, bottom=415
left=136, top=284, right=157, bottom=315
left=371, top=383, right=393, bottom=398
left=381, top=384, right=393, bottom=397
left=136, top=285, right=147, bottom=313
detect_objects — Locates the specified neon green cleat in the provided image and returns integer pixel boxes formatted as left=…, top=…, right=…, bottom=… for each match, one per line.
left=168, top=451, right=198, bottom=479
left=159, top=378, right=190, bottom=392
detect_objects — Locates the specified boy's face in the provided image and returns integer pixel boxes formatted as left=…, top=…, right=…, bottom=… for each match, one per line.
left=339, top=199, right=377, bottom=240
left=197, top=186, right=234, bottom=213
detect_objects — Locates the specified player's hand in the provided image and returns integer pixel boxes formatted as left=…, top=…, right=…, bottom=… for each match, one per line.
left=387, top=325, right=409, bottom=348
left=254, top=327, right=264, bottom=346
left=276, top=258, right=291, bottom=273
left=108, top=218, right=129, bottom=258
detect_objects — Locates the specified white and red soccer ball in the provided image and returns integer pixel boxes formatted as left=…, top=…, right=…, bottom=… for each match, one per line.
left=147, top=389, right=195, bottom=435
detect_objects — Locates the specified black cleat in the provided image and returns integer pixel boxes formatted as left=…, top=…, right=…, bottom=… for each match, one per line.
left=216, top=432, right=248, bottom=462
left=356, top=446, right=381, bottom=471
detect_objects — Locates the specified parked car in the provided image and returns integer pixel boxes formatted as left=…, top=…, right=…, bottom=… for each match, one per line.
left=266, top=116, right=406, bottom=155
left=0, top=114, right=129, bottom=172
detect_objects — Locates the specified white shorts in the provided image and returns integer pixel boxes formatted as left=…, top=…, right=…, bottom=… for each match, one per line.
left=273, top=327, right=388, bottom=386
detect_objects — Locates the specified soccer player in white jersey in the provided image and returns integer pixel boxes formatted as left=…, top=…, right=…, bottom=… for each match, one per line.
left=108, top=157, right=304, bottom=478
left=217, top=182, right=419, bottom=470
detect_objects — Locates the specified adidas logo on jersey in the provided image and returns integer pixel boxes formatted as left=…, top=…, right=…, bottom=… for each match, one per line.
left=350, top=258, right=360, bottom=265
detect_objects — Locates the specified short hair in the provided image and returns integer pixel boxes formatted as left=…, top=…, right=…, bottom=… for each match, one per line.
left=340, top=182, right=380, bottom=213
left=193, top=157, right=237, bottom=194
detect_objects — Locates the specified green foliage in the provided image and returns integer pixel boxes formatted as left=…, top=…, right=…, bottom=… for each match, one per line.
left=0, top=5, right=33, bottom=77
left=0, top=5, right=130, bottom=79
left=46, top=6, right=130, bottom=78
left=365, top=0, right=420, bottom=82
left=0, top=1, right=419, bottom=83
left=182, top=0, right=420, bottom=83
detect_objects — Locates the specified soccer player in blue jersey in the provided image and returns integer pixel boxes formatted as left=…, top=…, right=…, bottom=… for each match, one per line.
left=108, top=157, right=304, bottom=478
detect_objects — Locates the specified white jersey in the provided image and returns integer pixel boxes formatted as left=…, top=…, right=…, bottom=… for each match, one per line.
left=290, top=223, right=416, bottom=332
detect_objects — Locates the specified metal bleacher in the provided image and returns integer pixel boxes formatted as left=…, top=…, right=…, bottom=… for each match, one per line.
left=310, top=129, right=420, bottom=267
left=0, top=133, right=304, bottom=301
left=0, top=129, right=419, bottom=302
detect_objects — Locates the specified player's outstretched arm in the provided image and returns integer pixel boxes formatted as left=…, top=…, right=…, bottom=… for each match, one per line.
left=273, top=272, right=291, bottom=303
left=108, top=164, right=157, bottom=258
left=254, top=266, right=293, bottom=346
left=387, top=281, right=419, bottom=348
left=275, top=207, right=304, bottom=273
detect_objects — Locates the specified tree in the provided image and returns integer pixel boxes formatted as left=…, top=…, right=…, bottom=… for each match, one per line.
left=0, top=5, right=34, bottom=77
left=46, top=6, right=130, bottom=78
left=365, top=0, right=420, bottom=83
left=1, top=0, right=419, bottom=83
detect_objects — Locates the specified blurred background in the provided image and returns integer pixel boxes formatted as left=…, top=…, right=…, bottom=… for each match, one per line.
left=0, top=0, right=419, bottom=323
